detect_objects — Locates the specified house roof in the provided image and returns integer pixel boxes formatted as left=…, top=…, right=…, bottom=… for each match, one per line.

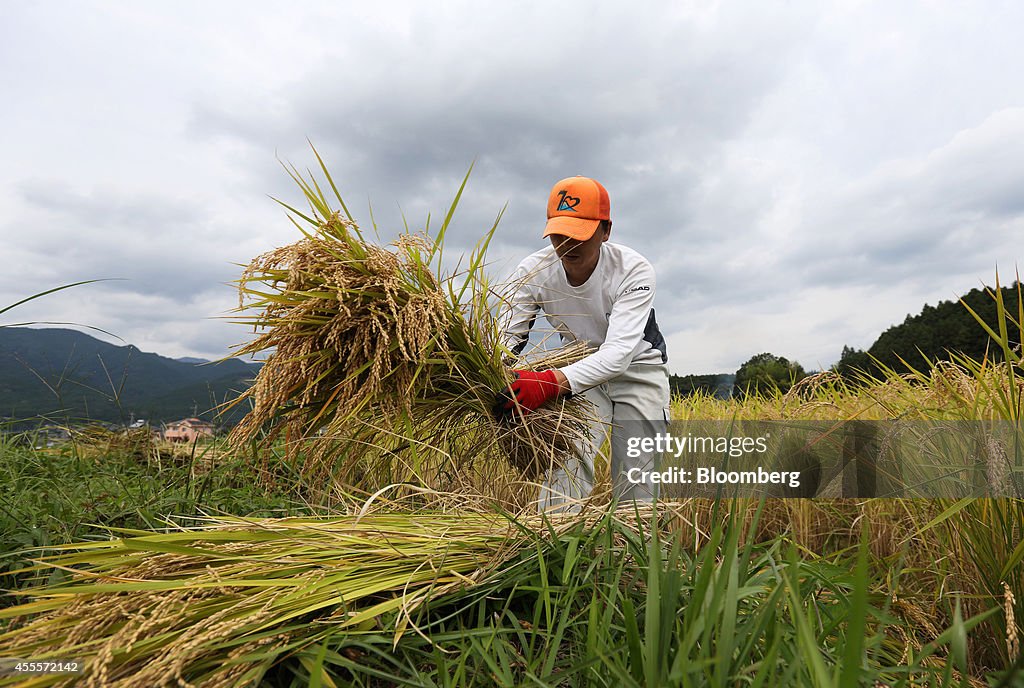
left=167, top=418, right=216, bottom=428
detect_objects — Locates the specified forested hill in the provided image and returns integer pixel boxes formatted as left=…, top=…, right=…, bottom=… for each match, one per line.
left=0, top=327, right=262, bottom=427
left=835, top=282, right=1021, bottom=377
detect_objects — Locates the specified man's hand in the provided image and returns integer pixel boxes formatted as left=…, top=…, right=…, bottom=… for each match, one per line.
left=493, top=369, right=566, bottom=416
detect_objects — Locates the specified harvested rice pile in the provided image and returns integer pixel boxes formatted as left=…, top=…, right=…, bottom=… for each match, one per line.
left=226, top=161, right=595, bottom=493
left=0, top=510, right=601, bottom=688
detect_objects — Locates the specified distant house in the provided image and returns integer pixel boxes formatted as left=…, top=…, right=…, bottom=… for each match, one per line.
left=163, top=418, right=216, bottom=443
left=35, top=424, right=71, bottom=449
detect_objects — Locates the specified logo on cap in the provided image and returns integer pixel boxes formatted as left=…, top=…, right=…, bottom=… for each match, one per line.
left=556, top=190, right=581, bottom=213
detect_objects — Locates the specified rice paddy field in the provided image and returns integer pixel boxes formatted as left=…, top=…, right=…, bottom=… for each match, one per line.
left=1, top=158, right=1022, bottom=687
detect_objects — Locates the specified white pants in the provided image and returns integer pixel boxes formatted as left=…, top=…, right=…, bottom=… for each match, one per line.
left=538, top=362, right=671, bottom=511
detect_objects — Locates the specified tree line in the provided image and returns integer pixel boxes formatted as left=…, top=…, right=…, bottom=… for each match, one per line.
left=670, top=282, right=1021, bottom=398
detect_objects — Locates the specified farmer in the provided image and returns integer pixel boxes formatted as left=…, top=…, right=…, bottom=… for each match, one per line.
left=496, top=176, right=671, bottom=510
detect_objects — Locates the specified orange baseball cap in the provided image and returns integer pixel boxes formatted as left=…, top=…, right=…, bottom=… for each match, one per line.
left=543, top=176, right=610, bottom=241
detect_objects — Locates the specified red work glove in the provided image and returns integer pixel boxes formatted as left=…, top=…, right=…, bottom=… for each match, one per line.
left=494, top=370, right=562, bottom=416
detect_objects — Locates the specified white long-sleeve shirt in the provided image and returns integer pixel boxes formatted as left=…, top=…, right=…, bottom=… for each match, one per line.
left=502, top=242, right=668, bottom=394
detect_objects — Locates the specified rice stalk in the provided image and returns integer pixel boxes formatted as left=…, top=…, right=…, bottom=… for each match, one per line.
left=0, top=495, right=1004, bottom=685
left=1005, top=582, right=1020, bottom=664
left=0, top=510, right=589, bottom=687
left=222, top=152, right=595, bottom=499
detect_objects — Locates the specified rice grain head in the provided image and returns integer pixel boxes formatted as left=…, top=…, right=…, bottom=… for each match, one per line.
left=1006, top=581, right=1020, bottom=663
left=222, top=157, right=595, bottom=502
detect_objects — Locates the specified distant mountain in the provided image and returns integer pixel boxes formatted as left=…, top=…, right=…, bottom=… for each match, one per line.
left=0, top=327, right=262, bottom=427
left=834, top=282, right=1022, bottom=378
left=176, top=356, right=209, bottom=364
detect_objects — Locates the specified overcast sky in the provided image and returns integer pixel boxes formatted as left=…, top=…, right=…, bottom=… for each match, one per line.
left=2, top=1, right=1022, bottom=375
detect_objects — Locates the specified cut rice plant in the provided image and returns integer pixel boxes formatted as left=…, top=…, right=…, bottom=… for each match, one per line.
left=0, top=503, right=1003, bottom=687
left=224, top=150, right=594, bottom=502
left=0, top=511, right=543, bottom=687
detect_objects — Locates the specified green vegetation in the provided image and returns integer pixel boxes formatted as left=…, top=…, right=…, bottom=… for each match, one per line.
left=733, top=352, right=808, bottom=397
left=2, top=458, right=1017, bottom=687
left=835, top=281, right=1023, bottom=379
left=0, top=430, right=312, bottom=607
left=301, top=504, right=1007, bottom=687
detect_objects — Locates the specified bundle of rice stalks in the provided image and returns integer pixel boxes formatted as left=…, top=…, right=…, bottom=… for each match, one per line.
left=0, top=511, right=567, bottom=687
left=0, top=504, right=994, bottom=687
left=225, top=153, right=595, bottom=496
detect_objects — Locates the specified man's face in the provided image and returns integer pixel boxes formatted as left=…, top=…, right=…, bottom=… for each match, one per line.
left=549, top=221, right=611, bottom=282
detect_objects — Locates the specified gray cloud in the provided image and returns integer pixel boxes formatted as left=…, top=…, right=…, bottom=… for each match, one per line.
left=184, top=2, right=816, bottom=255
left=11, top=181, right=238, bottom=300
left=2, top=2, right=1023, bottom=370
left=784, top=108, right=1024, bottom=292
